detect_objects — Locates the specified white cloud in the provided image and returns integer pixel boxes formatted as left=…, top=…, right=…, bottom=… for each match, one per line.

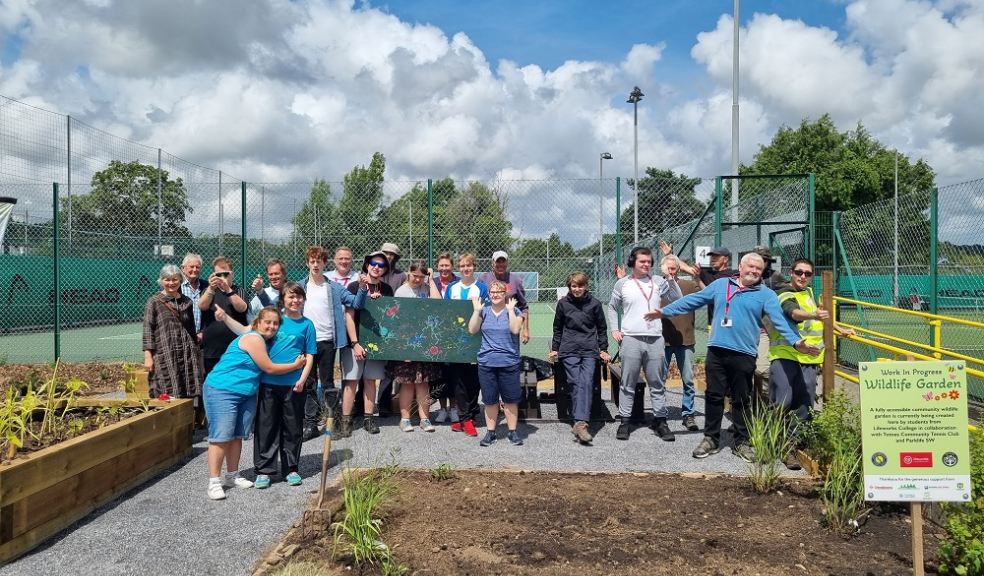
left=1, top=0, right=984, bottom=248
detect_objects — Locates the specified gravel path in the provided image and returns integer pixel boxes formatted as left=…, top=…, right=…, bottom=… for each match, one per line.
left=1, top=388, right=807, bottom=576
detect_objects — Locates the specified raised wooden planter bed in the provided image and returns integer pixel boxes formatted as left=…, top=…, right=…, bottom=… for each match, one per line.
left=0, top=398, right=194, bottom=564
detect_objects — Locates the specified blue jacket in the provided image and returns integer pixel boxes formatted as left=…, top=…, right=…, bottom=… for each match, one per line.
left=661, top=277, right=803, bottom=357
left=298, top=274, right=367, bottom=348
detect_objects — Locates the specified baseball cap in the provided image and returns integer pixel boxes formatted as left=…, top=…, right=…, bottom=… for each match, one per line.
left=492, top=250, right=509, bottom=261
left=753, top=245, right=776, bottom=262
left=380, top=242, right=401, bottom=256
left=707, top=246, right=731, bottom=258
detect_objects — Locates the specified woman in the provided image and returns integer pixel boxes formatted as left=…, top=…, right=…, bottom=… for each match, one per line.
left=217, top=283, right=316, bottom=489
left=203, top=307, right=305, bottom=501
left=393, top=260, right=441, bottom=432
left=338, top=251, right=393, bottom=437
left=443, top=252, right=489, bottom=436
left=468, top=280, right=524, bottom=447
left=431, top=252, right=460, bottom=424
left=143, top=264, right=204, bottom=399
left=547, top=272, right=610, bottom=444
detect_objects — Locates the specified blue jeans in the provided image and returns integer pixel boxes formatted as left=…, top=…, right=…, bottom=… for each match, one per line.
left=661, top=345, right=695, bottom=417
left=203, top=384, right=257, bottom=443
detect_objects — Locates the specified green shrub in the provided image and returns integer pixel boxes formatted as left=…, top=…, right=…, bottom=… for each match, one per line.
left=938, top=427, right=984, bottom=575
left=800, top=391, right=861, bottom=470
left=745, top=404, right=792, bottom=494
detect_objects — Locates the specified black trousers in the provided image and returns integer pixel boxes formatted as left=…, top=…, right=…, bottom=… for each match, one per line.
left=449, top=363, right=480, bottom=421
left=704, top=346, right=756, bottom=445
left=304, top=339, right=335, bottom=428
left=253, top=384, right=305, bottom=476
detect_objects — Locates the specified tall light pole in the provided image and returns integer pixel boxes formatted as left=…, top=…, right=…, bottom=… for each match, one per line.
left=731, top=0, right=740, bottom=208
left=627, top=86, right=644, bottom=244
left=599, top=152, right=612, bottom=259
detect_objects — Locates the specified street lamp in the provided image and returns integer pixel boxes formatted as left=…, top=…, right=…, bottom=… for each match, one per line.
left=599, top=152, right=612, bottom=258
left=627, top=86, right=644, bottom=244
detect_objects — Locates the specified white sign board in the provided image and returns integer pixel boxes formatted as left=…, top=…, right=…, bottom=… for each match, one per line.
left=695, top=246, right=711, bottom=267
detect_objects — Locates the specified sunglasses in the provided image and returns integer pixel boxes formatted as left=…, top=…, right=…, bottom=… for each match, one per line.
left=368, top=261, right=388, bottom=268
left=215, top=271, right=231, bottom=278
left=791, top=269, right=814, bottom=277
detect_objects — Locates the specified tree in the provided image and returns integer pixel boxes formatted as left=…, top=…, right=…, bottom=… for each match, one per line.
left=290, top=179, right=337, bottom=249
left=742, top=115, right=935, bottom=212
left=69, top=160, right=192, bottom=237
left=619, top=168, right=708, bottom=240
left=442, top=181, right=513, bottom=258
left=337, top=152, right=386, bottom=255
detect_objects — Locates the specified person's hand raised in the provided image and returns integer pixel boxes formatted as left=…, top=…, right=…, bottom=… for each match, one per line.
left=251, top=275, right=264, bottom=292
left=471, top=297, right=483, bottom=311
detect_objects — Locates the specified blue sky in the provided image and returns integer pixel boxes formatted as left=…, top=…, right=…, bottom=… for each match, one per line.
left=379, top=0, right=848, bottom=97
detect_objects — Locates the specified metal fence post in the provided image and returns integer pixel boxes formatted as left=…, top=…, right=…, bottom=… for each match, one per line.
left=53, top=182, right=61, bottom=360
left=157, top=148, right=163, bottom=257
left=714, top=176, right=723, bottom=246
left=807, top=172, right=816, bottom=263
left=427, top=178, right=433, bottom=266
left=929, top=186, right=938, bottom=315
left=241, top=181, right=247, bottom=272
left=615, top=177, right=622, bottom=261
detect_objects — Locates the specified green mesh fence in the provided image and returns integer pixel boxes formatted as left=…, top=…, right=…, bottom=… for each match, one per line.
left=835, top=185, right=984, bottom=402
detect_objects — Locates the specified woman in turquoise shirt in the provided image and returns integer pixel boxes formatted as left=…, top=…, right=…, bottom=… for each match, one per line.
left=204, top=307, right=305, bottom=501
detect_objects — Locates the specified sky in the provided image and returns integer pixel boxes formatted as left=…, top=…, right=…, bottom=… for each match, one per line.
left=1, top=0, right=983, bottom=244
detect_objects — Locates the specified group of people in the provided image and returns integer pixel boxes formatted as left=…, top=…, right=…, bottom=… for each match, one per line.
left=142, top=244, right=532, bottom=500
left=594, top=242, right=851, bottom=466
left=141, top=238, right=849, bottom=500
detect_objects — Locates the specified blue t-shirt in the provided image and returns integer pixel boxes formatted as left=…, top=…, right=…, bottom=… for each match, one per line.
left=477, top=305, right=521, bottom=367
left=205, top=332, right=265, bottom=396
left=262, top=315, right=317, bottom=386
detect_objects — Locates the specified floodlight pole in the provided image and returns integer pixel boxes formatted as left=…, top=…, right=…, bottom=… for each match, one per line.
left=731, top=0, right=740, bottom=207
left=627, top=87, right=644, bottom=244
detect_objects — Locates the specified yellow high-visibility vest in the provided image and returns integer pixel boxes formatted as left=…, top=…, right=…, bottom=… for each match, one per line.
left=768, top=288, right=824, bottom=365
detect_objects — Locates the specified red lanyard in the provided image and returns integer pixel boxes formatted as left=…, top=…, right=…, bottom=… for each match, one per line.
left=724, top=279, right=745, bottom=316
left=632, top=276, right=655, bottom=311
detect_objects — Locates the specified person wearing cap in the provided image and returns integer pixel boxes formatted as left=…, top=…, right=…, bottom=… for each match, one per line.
left=696, top=246, right=735, bottom=327
left=655, top=252, right=820, bottom=462
left=607, top=246, right=683, bottom=442
left=379, top=242, right=408, bottom=292
left=478, top=251, right=530, bottom=344
left=768, top=257, right=853, bottom=469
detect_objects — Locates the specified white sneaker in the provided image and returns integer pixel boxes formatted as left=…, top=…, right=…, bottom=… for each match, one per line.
left=435, top=409, right=448, bottom=423
left=207, top=483, right=226, bottom=500
left=449, top=407, right=460, bottom=422
left=223, top=475, right=254, bottom=489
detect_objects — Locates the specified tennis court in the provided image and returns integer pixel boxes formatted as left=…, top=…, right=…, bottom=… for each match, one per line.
left=1, top=322, right=144, bottom=364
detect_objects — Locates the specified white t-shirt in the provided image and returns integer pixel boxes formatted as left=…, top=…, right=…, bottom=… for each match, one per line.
left=327, top=269, right=357, bottom=287
left=447, top=281, right=480, bottom=301
left=303, top=279, right=335, bottom=342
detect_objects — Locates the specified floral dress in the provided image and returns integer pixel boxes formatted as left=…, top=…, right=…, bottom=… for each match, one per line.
left=142, top=293, right=204, bottom=398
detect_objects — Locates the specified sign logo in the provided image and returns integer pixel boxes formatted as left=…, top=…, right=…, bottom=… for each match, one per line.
left=871, top=452, right=888, bottom=467
left=942, top=452, right=959, bottom=467
left=900, top=452, right=933, bottom=468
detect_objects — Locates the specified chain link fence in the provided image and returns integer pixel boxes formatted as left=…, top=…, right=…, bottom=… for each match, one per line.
left=835, top=183, right=984, bottom=402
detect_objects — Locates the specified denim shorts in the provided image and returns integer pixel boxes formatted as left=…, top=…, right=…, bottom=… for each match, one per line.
left=478, top=363, right=522, bottom=405
left=204, top=384, right=257, bottom=442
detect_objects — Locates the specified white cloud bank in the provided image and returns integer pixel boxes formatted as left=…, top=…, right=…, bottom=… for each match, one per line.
left=1, top=0, right=983, bottom=243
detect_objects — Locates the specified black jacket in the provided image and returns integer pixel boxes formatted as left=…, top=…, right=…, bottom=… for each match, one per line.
left=551, top=292, right=608, bottom=358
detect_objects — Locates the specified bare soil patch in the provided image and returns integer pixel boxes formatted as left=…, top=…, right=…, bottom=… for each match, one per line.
left=286, top=470, right=942, bottom=576
left=0, top=361, right=130, bottom=398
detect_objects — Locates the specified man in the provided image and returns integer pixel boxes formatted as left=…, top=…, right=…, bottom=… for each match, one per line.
left=199, top=256, right=249, bottom=374
left=299, top=246, right=369, bottom=441
left=657, top=251, right=701, bottom=432
left=658, top=253, right=820, bottom=462
left=752, top=245, right=785, bottom=382
left=698, top=246, right=735, bottom=327
left=607, top=246, right=682, bottom=441
left=247, top=258, right=287, bottom=323
left=478, top=251, right=531, bottom=344
left=179, top=253, right=207, bottom=343
left=769, top=258, right=853, bottom=469
left=327, top=246, right=358, bottom=287
left=433, top=251, right=459, bottom=298
left=379, top=242, right=407, bottom=292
